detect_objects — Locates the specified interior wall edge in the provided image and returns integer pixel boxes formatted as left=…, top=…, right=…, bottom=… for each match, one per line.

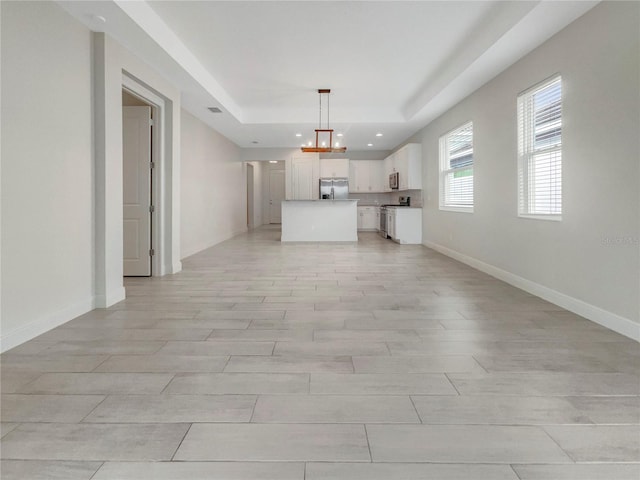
left=93, top=286, right=126, bottom=310
left=180, top=226, right=249, bottom=261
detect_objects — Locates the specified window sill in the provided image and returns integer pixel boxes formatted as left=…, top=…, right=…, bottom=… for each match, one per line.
left=440, top=206, right=474, bottom=214
left=518, top=213, right=562, bottom=222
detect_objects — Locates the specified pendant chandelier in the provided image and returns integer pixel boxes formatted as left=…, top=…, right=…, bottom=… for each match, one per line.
left=301, top=89, right=347, bottom=153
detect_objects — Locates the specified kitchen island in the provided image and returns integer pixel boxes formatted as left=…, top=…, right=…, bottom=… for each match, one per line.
left=281, top=200, right=358, bottom=242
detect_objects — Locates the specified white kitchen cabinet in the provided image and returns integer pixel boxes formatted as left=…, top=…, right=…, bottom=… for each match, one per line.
left=383, top=143, right=422, bottom=191
left=349, top=161, right=367, bottom=193
left=395, top=143, right=422, bottom=190
left=384, top=153, right=397, bottom=192
left=288, top=155, right=320, bottom=200
left=369, top=161, right=385, bottom=192
left=357, top=206, right=379, bottom=231
left=387, top=207, right=422, bottom=244
left=349, top=160, right=385, bottom=193
left=386, top=209, right=395, bottom=238
left=320, top=158, right=349, bottom=178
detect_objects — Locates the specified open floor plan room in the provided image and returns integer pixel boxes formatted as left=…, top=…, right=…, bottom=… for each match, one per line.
left=1, top=227, right=638, bottom=479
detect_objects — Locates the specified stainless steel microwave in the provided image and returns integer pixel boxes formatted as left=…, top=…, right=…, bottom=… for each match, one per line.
left=389, top=172, right=399, bottom=190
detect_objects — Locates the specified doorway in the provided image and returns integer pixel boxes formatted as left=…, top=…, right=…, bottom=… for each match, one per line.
left=247, top=163, right=255, bottom=229
left=269, top=169, right=285, bottom=224
left=122, top=90, right=153, bottom=276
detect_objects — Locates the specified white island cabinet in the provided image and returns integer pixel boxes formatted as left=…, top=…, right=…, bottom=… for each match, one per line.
left=281, top=200, right=358, bottom=242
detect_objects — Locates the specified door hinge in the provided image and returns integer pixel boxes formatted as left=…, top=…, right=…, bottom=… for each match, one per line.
left=150, top=162, right=155, bottom=169
left=149, top=248, right=155, bottom=256
left=149, top=119, right=154, bottom=127
left=149, top=205, right=155, bottom=213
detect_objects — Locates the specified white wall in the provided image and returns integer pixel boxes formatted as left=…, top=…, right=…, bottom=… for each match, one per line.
left=1, top=1, right=94, bottom=348
left=412, top=2, right=639, bottom=338
left=181, top=110, right=246, bottom=258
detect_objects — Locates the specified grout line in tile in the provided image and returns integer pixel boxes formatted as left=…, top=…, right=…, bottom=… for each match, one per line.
left=408, top=395, right=424, bottom=424
left=78, top=394, right=110, bottom=423
left=89, top=355, right=113, bottom=373
left=87, top=461, right=105, bottom=480
left=220, top=355, right=233, bottom=373
left=443, top=373, right=462, bottom=396
left=169, top=423, right=193, bottom=461
left=538, top=424, right=578, bottom=463
left=158, top=374, right=179, bottom=394
left=509, top=464, right=524, bottom=480
left=363, top=423, right=374, bottom=463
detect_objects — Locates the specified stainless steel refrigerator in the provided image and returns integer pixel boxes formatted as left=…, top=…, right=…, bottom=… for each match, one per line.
left=319, top=178, right=349, bottom=200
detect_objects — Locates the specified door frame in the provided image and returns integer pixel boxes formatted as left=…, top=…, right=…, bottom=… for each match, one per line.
left=269, top=168, right=285, bottom=224
left=246, top=163, right=255, bottom=229
left=122, top=74, right=164, bottom=277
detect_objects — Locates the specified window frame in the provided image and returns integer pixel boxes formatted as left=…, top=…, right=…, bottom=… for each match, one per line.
left=439, top=121, right=474, bottom=213
left=517, top=75, right=563, bottom=221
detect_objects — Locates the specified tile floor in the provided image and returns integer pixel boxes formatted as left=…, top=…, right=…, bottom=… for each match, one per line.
left=1, top=226, right=639, bottom=479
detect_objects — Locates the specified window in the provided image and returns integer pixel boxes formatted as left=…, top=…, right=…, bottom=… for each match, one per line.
left=517, top=75, right=562, bottom=219
left=439, top=122, right=474, bottom=212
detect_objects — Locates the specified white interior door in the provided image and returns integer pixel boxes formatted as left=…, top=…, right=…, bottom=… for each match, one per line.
left=269, top=169, right=285, bottom=223
left=123, top=106, right=152, bottom=276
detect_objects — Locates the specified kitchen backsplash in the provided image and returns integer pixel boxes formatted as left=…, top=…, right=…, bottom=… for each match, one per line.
left=348, top=190, right=423, bottom=207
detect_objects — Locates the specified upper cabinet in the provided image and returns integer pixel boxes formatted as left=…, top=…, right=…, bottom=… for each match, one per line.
left=369, top=161, right=385, bottom=193
left=319, top=158, right=349, bottom=178
left=385, top=143, right=422, bottom=191
left=349, top=160, right=385, bottom=193
left=347, top=144, right=422, bottom=194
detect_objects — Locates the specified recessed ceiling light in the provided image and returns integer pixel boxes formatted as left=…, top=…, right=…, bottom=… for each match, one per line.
left=336, top=133, right=344, bottom=137
left=90, top=14, right=107, bottom=24
left=376, top=133, right=383, bottom=137
left=208, top=107, right=222, bottom=113
left=269, top=160, right=278, bottom=164
left=295, top=133, right=302, bottom=137
left=367, top=143, right=373, bottom=147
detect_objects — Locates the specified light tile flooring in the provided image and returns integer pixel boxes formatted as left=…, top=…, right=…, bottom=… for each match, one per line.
left=1, top=226, right=639, bottom=479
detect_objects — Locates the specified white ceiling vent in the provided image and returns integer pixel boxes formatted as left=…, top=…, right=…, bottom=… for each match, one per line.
left=208, top=107, right=222, bottom=113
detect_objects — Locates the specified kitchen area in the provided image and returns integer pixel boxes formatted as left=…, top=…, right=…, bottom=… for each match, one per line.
left=280, top=143, right=423, bottom=244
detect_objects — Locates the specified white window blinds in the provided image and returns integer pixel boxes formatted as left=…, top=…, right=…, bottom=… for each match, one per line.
left=517, top=76, right=562, bottom=218
left=439, top=122, right=474, bottom=212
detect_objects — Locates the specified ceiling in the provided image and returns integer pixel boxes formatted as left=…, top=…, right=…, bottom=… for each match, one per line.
left=58, top=0, right=598, bottom=152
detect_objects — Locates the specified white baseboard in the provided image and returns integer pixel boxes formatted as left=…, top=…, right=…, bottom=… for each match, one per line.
left=0, top=297, right=95, bottom=353
left=424, top=240, right=640, bottom=342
